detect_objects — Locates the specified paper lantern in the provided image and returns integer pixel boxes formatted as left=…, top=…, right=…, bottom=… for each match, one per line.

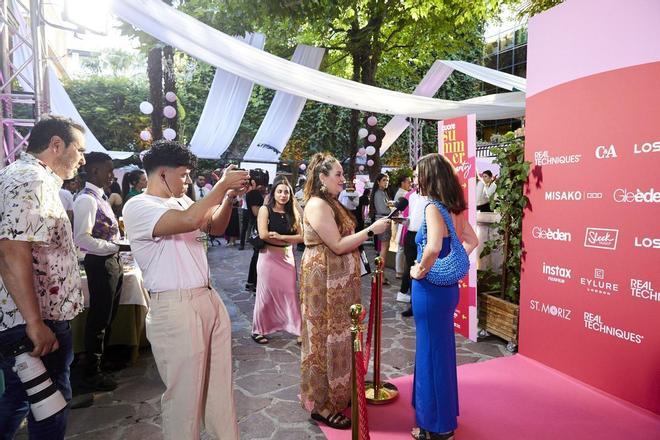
left=139, top=101, right=153, bottom=115
left=163, top=128, right=176, bottom=140
left=367, top=134, right=377, bottom=143
left=358, top=165, right=365, bottom=171
left=358, top=128, right=368, bottom=139
left=163, top=105, right=177, bottom=119
left=367, top=116, right=378, bottom=126
left=367, top=159, right=374, bottom=166
left=299, top=163, right=307, bottom=171
left=358, top=147, right=366, bottom=156
left=139, top=130, right=151, bottom=141
left=365, top=146, right=376, bottom=156
left=165, top=91, right=177, bottom=102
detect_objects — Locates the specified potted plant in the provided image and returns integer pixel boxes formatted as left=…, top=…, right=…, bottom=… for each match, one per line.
left=478, top=131, right=530, bottom=352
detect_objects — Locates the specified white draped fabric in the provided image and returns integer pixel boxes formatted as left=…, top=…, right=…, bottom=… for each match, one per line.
left=189, top=33, right=265, bottom=159
left=242, top=45, right=325, bottom=162
left=110, top=0, right=525, bottom=120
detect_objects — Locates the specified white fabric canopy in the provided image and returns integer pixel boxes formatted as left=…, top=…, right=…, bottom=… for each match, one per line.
left=189, top=33, right=265, bottom=159
left=243, top=45, right=325, bottom=162
left=111, top=0, right=525, bottom=120
left=439, top=60, right=526, bottom=92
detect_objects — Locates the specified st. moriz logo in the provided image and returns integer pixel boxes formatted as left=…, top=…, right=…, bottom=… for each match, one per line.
left=634, top=237, right=660, bottom=249
left=613, top=188, right=660, bottom=203
left=595, top=144, right=617, bottom=159
left=580, top=268, right=619, bottom=295
left=534, top=151, right=581, bottom=166
left=529, top=300, right=571, bottom=320
left=531, top=226, right=572, bottom=242
left=630, top=278, right=659, bottom=302
left=584, top=228, right=618, bottom=250
left=542, top=262, right=571, bottom=284
left=545, top=191, right=582, bottom=201
left=583, top=312, right=644, bottom=344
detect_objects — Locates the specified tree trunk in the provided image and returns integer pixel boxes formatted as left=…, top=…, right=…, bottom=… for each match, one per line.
left=147, top=47, right=163, bottom=141
left=162, top=45, right=178, bottom=136
left=347, top=50, right=362, bottom=182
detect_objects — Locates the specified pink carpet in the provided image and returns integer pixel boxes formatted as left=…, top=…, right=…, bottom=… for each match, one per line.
left=319, top=355, right=660, bottom=439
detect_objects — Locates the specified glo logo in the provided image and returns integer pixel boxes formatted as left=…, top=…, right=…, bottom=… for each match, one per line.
left=595, top=144, right=617, bottom=159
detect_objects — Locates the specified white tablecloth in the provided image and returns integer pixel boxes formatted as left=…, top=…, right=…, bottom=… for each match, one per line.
left=80, top=253, right=149, bottom=308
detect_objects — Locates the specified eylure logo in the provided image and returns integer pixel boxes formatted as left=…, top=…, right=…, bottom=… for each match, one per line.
left=634, top=237, right=660, bottom=249
left=633, top=141, right=659, bottom=154
left=534, top=151, right=581, bottom=166
left=613, top=188, right=660, bottom=203
left=583, top=312, right=644, bottom=344
left=530, top=300, right=571, bottom=320
left=630, top=278, right=659, bottom=302
left=542, top=262, right=571, bottom=284
left=545, top=191, right=582, bottom=201
left=584, top=228, right=618, bottom=250
left=531, top=226, right=572, bottom=242
left=580, top=268, right=619, bottom=295
left=595, top=144, right=617, bottom=159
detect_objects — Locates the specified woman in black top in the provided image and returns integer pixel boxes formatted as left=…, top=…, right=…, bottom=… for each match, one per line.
left=251, top=177, right=303, bottom=344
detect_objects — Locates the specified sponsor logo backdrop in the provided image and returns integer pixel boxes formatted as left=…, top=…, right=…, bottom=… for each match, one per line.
left=520, top=4, right=660, bottom=414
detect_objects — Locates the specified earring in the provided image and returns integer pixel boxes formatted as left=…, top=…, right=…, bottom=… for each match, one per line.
left=320, top=182, right=327, bottom=193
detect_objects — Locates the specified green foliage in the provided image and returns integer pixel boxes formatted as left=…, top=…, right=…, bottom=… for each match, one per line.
left=480, top=131, right=530, bottom=303
left=386, top=166, right=413, bottom=193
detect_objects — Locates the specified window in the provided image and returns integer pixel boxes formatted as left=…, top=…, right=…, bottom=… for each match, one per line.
left=499, top=49, right=513, bottom=69
left=499, top=31, right=514, bottom=51
left=513, top=63, right=527, bottom=78
left=515, top=28, right=528, bottom=46
left=514, top=45, right=527, bottom=65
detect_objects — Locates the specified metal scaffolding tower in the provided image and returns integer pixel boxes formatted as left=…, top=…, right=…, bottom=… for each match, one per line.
left=408, top=117, right=423, bottom=168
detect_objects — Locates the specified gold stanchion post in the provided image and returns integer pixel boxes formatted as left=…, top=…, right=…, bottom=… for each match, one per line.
left=350, top=304, right=365, bottom=440
left=365, top=256, right=399, bottom=404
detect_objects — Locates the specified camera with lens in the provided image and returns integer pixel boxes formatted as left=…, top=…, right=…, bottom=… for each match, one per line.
left=239, top=168, right=269, bottom=187
left=2, top=338, right=67, bottom=421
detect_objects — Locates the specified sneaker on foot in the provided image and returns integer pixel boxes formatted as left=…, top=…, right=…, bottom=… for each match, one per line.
left=402, top=307, right=413, bottom=317
left=396, top=292, right=411, bottom=303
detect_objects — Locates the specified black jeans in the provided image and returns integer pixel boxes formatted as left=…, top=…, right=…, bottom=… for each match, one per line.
left=247, top=248, right=259, bottom=286
left=239, top=209, right=250, bottom=248
left=82, top=253, right=123, bottom=375
left=399, top=230, right=418, bottom=294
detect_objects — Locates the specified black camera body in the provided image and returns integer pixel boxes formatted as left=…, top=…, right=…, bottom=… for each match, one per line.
left=238, top=168, right=269, bottom=187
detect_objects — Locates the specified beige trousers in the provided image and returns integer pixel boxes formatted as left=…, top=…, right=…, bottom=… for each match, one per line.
left=146, top=287, right=239, bottom=440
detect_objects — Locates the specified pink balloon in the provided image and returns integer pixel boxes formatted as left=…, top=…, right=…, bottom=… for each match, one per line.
left=367, top=116, right=378, bottom=126
left=163, top=105, right=176, bottom=119
left=367, top=134, right=376, bottom=142
left=358, top=165, right=365, bottom=171
left=299, top=163, right=307, bottom=171
left=139, top=130, right=151, bottom=141
left=163, top=128, right=176, bottom=140
left=367, top=159, right=374, bottom=166
left=165, top=91, right=177, bottom=102
left=358, top=147, right=366, bottom=156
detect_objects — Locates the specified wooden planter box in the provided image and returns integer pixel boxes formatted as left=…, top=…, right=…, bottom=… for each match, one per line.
left=478, top=292, right=519, bottom=350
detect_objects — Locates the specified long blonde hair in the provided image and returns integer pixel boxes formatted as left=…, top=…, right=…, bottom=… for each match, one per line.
left=303, top=153, right=355, bottom=229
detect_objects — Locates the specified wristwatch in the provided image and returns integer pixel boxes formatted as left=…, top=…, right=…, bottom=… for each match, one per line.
left=367, top=228, right=374, bottom=237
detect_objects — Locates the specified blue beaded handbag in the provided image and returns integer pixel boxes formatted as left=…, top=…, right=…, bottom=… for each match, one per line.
left=419, top=200, right=470, bottom=286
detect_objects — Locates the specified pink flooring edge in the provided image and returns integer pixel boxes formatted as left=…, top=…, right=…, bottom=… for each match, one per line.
left=319, top=355, right=660, bottom=440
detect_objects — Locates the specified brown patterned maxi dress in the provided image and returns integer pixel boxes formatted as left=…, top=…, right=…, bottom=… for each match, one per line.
left=300, top=208, right=361, bottom=414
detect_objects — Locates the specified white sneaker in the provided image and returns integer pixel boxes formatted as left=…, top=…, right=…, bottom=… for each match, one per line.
left=396, top=292, right=411, bottom=303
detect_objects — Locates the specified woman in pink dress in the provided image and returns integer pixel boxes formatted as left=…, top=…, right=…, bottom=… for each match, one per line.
left=252, top=177, right=303, bottom=344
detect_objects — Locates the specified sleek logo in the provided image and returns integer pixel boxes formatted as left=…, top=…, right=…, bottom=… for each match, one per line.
left=545, top=191, right=582, bottom=201
left=580, top=268, right=619, bottom=295
left=583, top=312, right=644, bottom=344
left=584, top=228, right=618, bottom=250
left=630, top=279, right=659, bottom=302
left=634, top=237, right=660, bottom=249
left=534, top=151, right=582, bottom=166
left=613, top=188, right=660, bottom=203
left=542, top=262, right=572, bottom=284
left=530, top=300, right=571, bottom=320
left=531, top=226, right=572, bottom=242
left=595, top=144, right=617, bottom=159
left=633, top=141, right=659, bottom=154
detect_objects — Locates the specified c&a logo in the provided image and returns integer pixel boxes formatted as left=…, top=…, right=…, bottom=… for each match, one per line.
left=580, top=268, right=619, bottom=295
left=531, top=226, right=572, bottom=242
left=545, top=191, right=582, bottom=201
left=595, top=144, right=617, bottom=159
left=584, top=228, right=618, bottom=250
left=630, top=278, right=659, bottom=302
left=534, top=150, right=582, bottom=166
left=542, top=262, right=571, bottom=284
left=634, top=236, right=660, bottom=249
left=529, top=300, right=571, bottom=320
left=583, top=312, right=644, bottom=344
left=613, top=188, right=660, bottom=203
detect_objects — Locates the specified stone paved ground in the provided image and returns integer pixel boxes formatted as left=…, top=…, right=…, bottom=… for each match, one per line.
left=17, top=243, right=510, bottom=439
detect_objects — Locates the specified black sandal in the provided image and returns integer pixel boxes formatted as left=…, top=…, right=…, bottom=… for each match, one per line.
left=311, top=412, right=351, bottom=430
left=251, top=333, right=269, bottom=344
left=411, top=427, right=454, bottom=440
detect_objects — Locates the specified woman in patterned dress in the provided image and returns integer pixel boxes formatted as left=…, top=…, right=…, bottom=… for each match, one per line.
left=299, top=153, right=391, bottom=430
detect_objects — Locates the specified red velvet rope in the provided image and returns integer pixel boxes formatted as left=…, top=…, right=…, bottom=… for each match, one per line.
left=363, top=275, right=377, bottom=371
left=354, top=349, right=371, bottom=440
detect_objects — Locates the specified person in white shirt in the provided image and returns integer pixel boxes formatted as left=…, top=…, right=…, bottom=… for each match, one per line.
left=59, top=179, right=76, bottom=224
left=394, top=175, right=412, bottom=278
left=338, top=186, right=360, bottom=212
left=123, top=141, right=249, bottom=440
left=73, top=152, right=128, bottom=391
left=194, top=174, right=211, bottom=199
left=476, top=170, right=497, bottom=212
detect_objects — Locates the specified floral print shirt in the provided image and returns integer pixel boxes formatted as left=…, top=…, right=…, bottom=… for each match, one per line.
left=0, top=152, right=83, bottom=330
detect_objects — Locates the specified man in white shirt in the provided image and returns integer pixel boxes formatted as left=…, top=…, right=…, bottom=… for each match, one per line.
left=476, top=170, right=497, bottom=212
left=123, top=141, right=249, bottom=440
left=393, top=176, right=412, bottom=278
left=73, top=152, right=128, bottom=391
left=194, top=174, right=211, bottom=200
left=339, top=186, right=360, bottom=212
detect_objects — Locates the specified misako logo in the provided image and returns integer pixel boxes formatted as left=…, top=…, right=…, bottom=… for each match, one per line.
left=584, top=228, right=618, bottom=250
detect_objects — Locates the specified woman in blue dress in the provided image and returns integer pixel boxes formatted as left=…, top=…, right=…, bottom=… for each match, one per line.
left=409, top=153, right=479, bottom=440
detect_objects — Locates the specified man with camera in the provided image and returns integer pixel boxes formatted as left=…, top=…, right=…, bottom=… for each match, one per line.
left=0, top=116, right=86, bottom=439
left=122, top=141, right=249, bottom=440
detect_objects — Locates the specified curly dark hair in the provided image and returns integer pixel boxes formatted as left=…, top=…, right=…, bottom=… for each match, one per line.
left=142, top=140, right=197, bottom=175
left=27, top=115, right=85, bottom=154
left=417, top=153, right=466, bottom=214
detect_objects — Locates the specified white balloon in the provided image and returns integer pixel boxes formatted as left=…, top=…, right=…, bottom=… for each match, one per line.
left=367, top=159, right=374, bottom=166
left=367, top=134, right=377, bottom=143
left=299, top=163, right=307, bottom=171
left=163, top=128, right=176, bottom=140
left=358, top=165, right=365, bottom=171
left=139, top=101, right=153, bottom=115
left=163, top=105, right=177, bottom=119
left=367, top=116, right=378, bottom=126
left=358, top=128, right=368, bottom=139
left=365, top=146, right=376, bottom=156
left=139, top=130, right=151, bottom=141
left=165, top=91, right=177, bottom=102
left=358, top=147, right=366, bottom=156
